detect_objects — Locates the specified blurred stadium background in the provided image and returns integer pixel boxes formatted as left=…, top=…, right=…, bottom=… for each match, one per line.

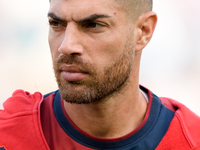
left=0, top=0, right=200, bottom=115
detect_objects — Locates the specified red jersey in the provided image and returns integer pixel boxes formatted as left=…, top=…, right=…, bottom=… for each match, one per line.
left=0, top=86, right=200, bottom=150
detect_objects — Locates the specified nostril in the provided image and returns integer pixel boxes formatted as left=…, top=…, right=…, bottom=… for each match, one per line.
left=70, top=52, right=81, bottom=56
left=58, top=36, right=84, bottom=56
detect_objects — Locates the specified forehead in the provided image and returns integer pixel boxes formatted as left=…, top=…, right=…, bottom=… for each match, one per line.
left=49, top=0, right=122, bottom=20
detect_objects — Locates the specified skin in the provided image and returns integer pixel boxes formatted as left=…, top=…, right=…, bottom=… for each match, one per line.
left=48, top=0, right=157, bottom=139
left=114, top=0, right=153, bottom=20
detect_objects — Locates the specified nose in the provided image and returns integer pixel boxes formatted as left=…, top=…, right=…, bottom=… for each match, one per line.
left=58, top=24, right=84, bottom=56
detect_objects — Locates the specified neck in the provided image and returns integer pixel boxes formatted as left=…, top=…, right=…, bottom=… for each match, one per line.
left=64, top=85, right=148, bottom=139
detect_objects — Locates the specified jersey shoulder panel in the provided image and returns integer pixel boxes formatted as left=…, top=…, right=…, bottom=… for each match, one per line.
left=159, top=97, right=200, bottom=149
left=156, top=115, right=192, bottom=150
left=0, top=90, right=43, bottom=117
left=0, top=90, right=49, bottom=150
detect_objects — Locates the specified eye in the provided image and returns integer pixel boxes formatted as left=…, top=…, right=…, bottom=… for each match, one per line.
left=49, top=20, right=63, bottom=28
left=84, top=22, right=102, bottom=28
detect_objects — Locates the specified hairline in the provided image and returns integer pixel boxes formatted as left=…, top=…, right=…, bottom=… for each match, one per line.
left=113, top=0, right=153, bottom=20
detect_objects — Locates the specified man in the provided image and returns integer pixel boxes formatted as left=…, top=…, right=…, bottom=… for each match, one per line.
left=0, top=0, right=200, bottom=149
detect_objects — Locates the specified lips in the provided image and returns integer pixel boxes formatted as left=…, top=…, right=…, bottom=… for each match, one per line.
left=60, top=65, right=88, bottom=82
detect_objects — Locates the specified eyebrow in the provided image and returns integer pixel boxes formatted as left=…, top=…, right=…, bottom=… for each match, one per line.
left=76, top=14, right=111, bottom=24
left=47, top=13, right=110, bottom=24
left=48, top=13, right=67, bottom=24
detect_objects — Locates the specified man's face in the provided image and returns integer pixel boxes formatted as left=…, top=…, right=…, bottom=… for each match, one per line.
left=48, top=0, right=136, bottom=104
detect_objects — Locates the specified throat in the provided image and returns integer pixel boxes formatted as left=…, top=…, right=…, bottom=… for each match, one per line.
left=63, top=92, right=148, bottom=139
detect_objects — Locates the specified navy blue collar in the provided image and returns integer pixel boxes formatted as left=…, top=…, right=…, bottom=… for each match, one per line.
left=53, top=87, right=174, bottom=150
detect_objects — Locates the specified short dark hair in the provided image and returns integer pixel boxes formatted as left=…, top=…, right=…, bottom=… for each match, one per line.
left=49, top=0, right=153, bottom=20
left=114, top=0, right=153, bottom=20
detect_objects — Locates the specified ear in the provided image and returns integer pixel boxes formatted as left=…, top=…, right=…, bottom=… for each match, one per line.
left=134, top=11, right=157, bottom=52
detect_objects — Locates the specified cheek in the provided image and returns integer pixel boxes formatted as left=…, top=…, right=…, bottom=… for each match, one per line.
left=88, top=41, right=124, bottom=75
left=48, top=32, right=63, bottom=59
left=94, top=36, right=125, bottom=63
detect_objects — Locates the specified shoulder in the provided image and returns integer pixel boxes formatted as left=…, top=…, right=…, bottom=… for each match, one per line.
left=0, top=90, right=51, bottom=149
left=0, top=90, right=43, bottom=117
left=158, top=97, right=200, bottom=149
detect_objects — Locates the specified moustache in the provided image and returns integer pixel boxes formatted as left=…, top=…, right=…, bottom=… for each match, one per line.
left=56, top=55, right=84, bottom=65
left=54, top=55, right=92, bottom=73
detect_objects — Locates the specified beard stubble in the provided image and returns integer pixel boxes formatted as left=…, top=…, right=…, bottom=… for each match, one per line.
left=53, top=34, right=135, bottom=104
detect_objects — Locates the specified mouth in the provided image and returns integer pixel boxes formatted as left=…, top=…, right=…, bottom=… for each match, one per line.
left=60, top=65, right=89, bottom=82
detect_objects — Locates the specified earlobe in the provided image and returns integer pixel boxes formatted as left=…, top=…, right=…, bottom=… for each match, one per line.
left=135, top=12, right=157, bottom=52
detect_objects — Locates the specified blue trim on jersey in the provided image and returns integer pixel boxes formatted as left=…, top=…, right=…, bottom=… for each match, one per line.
left=43, top=91, right=57, bottom=98
left=53, top=89, right=174, bottom=150
left=0, top=147, right=6, bottom=150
